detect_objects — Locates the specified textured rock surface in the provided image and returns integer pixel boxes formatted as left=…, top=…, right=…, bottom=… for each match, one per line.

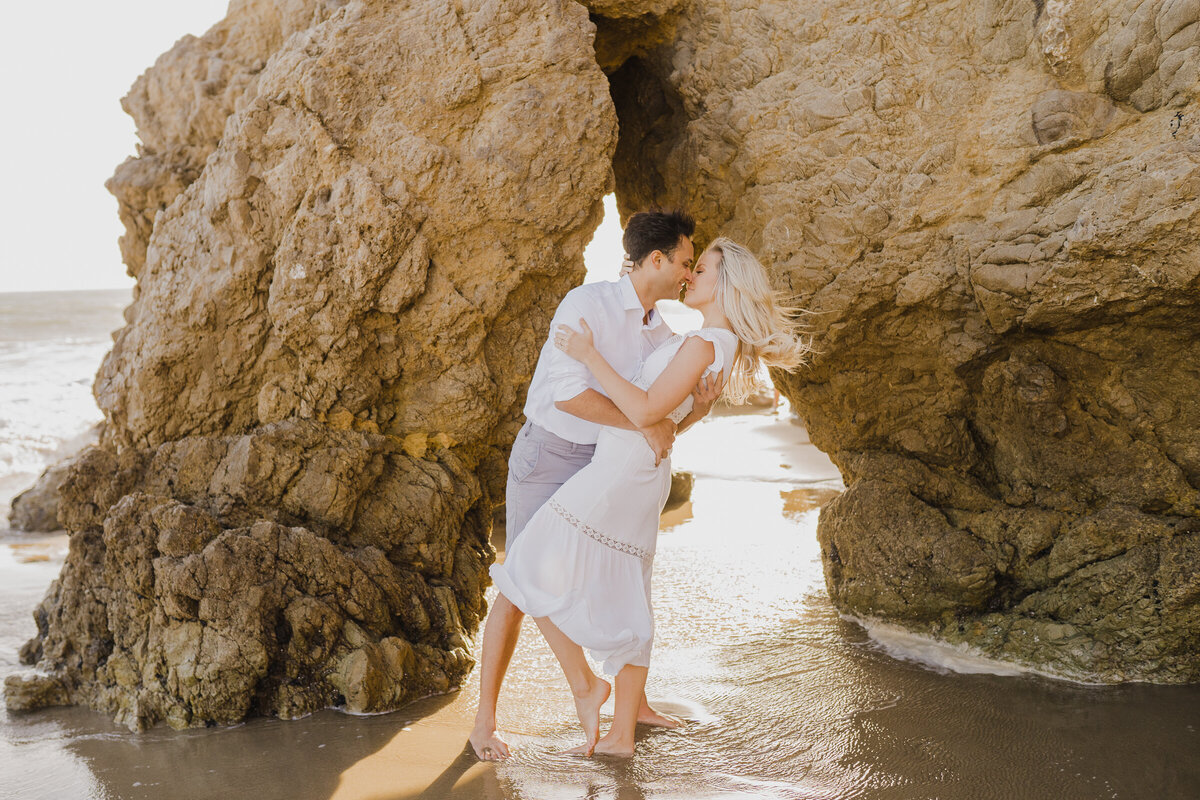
left=8, top=0, right=616, bottom=728
left=8, top=461, right=72, bottom=532
left=4, top=671, right=69, bottom=712
left=608, top=0, right=1200, bottom=681
left=106, top=0, right=349, bottom=281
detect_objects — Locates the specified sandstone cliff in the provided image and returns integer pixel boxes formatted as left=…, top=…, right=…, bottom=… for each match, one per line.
left=7, top=0, right=616, bottom=728
left=8, top=0, right=1199, bottom=728
left=607, top=0, right=1200, bottom=682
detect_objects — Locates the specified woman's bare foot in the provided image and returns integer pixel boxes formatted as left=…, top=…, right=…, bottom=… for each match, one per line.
left=591, top=732, right=636, bottom=757
left=566, top=729, right=636, bottom=757
left=570, top=676, right=611, bottom=755
left=469, top=725, right=511, bottom=761
left=637, top=704, right=683, bottom=728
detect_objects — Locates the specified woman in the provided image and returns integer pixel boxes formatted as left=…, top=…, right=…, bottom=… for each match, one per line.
left=489, top=238, right=808, bottom=756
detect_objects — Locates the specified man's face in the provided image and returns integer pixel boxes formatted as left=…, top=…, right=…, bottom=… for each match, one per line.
left=662, top=236, right=695, bottom=299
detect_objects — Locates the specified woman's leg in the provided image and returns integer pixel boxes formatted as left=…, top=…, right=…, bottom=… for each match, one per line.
left=585, top=664, right=648, bottom=756
left=533, top=615, right=611, bottom=755
left=637, top=692, right=682, bottom=728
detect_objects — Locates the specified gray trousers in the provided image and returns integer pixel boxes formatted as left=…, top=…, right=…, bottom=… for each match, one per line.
left=505, top=421, right=596, bottom=543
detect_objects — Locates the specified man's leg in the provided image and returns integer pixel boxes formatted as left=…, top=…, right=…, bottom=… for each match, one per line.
left=469, top=424, right=593, bottom=759
left=469, top=593, right=523, bottom=760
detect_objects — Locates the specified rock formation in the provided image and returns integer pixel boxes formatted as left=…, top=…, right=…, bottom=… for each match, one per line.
left=664, top=469, right=694, bottom=512
left=9, top=461, right=73, bottom=532
left=607, top=0, right=1199, bottom=682
left=7, top=0, right=616, bottom=728
left=9, top=0, right=1199, bottom=729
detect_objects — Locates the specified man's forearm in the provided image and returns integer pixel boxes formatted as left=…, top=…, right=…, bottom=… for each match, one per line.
left=555, top=389, right=637, bottom=430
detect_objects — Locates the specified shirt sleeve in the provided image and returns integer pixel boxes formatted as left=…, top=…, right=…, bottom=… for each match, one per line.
left=547, top=289, right=603, bottom=403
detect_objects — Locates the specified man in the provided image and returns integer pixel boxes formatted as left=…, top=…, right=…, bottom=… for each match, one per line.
left=470, top=209, right=721, bottom=760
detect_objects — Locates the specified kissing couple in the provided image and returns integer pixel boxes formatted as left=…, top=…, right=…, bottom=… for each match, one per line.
left=470, top=209, right=807, bottom=758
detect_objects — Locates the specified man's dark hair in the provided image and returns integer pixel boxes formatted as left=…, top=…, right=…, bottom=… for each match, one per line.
left=623, top=209, right=696, bottom=265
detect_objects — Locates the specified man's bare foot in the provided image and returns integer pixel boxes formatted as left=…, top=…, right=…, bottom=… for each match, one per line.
left=469, top=725, right=511, bottom=761
left=570, top=677, right=611, bottom=755
left=637, top=705, right=683, bottom=728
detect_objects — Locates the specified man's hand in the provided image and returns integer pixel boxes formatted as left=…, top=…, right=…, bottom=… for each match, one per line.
left=677, top=369, right=723, bottom=434
left=639, top=418, right=677, bottom=466
left=691, top=370, right=723, bottom=417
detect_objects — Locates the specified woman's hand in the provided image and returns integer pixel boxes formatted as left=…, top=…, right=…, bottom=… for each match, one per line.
left=619, top=253, right=634, bottom=277
left=554, top=319, right=596, bottom=363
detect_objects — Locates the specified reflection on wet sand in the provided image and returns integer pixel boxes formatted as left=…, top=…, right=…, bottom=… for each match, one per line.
left=780, top=487, right=842, bottom=519
left=3, top=413, right=1199, bottom=799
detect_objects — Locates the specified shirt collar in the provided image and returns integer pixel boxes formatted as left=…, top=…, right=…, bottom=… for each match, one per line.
left=617, top=274, right=665, bottom=329
left=617, top=274, right=643, bottom=312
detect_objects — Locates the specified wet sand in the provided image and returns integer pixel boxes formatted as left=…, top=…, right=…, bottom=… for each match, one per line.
left=3, top=409, right=1199, bottom=800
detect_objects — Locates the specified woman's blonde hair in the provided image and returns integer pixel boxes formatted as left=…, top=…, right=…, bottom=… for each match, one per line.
left=708, top=237, right=809, bottom=403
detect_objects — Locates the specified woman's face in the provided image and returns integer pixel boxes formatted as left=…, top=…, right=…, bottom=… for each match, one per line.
left=682, top=249, right=721, bottom=309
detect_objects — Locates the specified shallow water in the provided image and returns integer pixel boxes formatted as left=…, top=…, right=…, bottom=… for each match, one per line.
left=0, top=289, right=129, bottom=509
left=2, top=290, right=1199, bottom=800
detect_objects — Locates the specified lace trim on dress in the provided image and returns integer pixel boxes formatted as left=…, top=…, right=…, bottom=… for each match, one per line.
left=548, top=499, right=654, bottom=561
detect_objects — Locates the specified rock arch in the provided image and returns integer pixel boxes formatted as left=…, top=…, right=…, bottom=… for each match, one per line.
left=7, top=0, right=1200, bottom=729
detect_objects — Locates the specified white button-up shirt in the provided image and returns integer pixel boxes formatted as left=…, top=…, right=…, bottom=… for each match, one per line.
left=523, top=275, right=673, bottom=444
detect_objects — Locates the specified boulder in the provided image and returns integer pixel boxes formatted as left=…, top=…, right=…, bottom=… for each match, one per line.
left=9, top=461, right=72, bottom=532
left=608, top=0, right=1200, bottom=682
left=9, top=0, right=617, bottom=728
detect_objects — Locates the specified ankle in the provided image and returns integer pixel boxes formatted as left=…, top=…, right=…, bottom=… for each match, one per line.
left=570, top=675, right=601, bottom=699
left=472, top=714, right=496, bottom=732
left=603, top=729, right=635, bottom=747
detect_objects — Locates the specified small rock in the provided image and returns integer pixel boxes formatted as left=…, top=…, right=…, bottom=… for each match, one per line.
left=4, top=672, right=69, bottom=712
left=663, top=471, right=694, bottom=513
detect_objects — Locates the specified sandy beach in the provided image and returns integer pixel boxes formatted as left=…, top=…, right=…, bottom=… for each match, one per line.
left=5, top=405, right=1200, bottom=799
left=1, top=409, right=846, bottom=800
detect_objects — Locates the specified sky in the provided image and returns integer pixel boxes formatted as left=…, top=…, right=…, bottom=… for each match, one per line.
left=0, top=2, right=233, bottom=293
left=0, top=2, right=631, bottom=296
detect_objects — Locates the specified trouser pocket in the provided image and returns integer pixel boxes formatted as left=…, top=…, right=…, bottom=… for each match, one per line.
left=508, top=429, right=542, bottom=483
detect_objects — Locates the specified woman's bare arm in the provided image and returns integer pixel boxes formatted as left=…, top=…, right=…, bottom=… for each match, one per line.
left=556, top=320, right=715, bottom=429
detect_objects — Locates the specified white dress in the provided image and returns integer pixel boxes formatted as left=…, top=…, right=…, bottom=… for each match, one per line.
left=490, top=327, right=739, bottom=675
